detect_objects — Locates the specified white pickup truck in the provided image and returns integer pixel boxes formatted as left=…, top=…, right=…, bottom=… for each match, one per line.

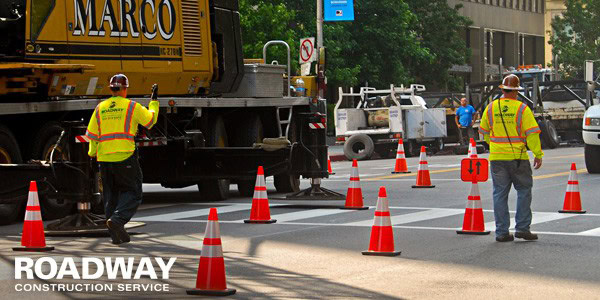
left=583, top=104, right=600, bottom=173
left=334, top=85, right=447, bottom=160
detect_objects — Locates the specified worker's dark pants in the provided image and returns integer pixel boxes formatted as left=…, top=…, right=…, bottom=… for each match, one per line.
left=99, top=152, right=143, bottom=226
left=458, top=125, right=473, bottom=145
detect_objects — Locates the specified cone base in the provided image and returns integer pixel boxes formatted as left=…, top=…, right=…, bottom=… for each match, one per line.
left=13, top=246, right=54, bottom=252
left=558, top=210, right=586, bottom=214
left=457, top=230, right=490, bottom=235
left=340, top=206, right=369, bottom=210
left=392, top=171, right=411, bottom=174
left=186, top=288, right=236, bottom=296
left=329, top=172, right=336, bottom=175
left=244, top=219, right=277, bottom=224
left=412, top=185, right=435, bottom=188
left=361, top=250, right=401, bottom=257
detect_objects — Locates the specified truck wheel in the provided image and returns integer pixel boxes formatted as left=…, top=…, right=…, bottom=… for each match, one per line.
left=203, top=116, right=231, bottom=200
left=274, top=174, right=300, bottom=193
left=343, top=134, right=374, bottom=161
left=0, top=125, right=24, bottom=225
left=232, top=114, right=264, bottom=196
left=32, top=123, right=75, bottom=220
left=540, top=119, right=560, bottom=149
left=584, top=144, right=600, bottom=174
left=198, top=179, right=230, bottom=201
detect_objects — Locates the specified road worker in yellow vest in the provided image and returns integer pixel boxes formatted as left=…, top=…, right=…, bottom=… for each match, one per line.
left=479, top=74, right=543, bottom=242
left=86, top=74, right=159, bottom=245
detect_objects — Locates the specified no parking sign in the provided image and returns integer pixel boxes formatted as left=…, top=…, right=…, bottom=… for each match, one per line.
left=299, top=37, right=316, bottom=64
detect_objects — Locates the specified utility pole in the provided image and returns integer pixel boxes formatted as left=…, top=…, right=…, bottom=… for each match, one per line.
left=317, top=0, right=324, bottom=48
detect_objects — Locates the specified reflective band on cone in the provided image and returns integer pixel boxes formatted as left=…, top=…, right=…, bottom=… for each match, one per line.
left=342, top=160, right=368, bottom=210
left=412, top=146, right=435, bottom=188
left=362, top=187, right=401, bottom=256
left=392, top=139, right=410, bottom=174
left=187, top=208, right=236, bottom=296
left=559, top=163, right=586, bottom=214
left=13, top=181, right=54, bottom=252
left=245, top=166, right=277, bottom=223
left=468, top=138, right=478, bottom=159
left=457, top=182, right=490, bottom=235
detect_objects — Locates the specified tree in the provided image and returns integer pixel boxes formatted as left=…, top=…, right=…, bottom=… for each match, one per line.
left=405, top=0, right=472, bottom=91
left=549, top=0, right=600, bottom=79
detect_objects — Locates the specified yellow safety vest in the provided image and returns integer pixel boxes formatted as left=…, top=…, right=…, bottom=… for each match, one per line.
left=479, top=98, right=543, bottom=161
left=86, top=96, right=159, bottom=162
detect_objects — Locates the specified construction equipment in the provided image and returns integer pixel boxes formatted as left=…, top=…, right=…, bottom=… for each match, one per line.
left=335, top=84, right=447, bottom=160
left=0, top=0, right=332, bottom=230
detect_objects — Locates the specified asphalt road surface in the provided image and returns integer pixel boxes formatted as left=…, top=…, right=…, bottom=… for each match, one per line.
left=1, top=146, right=600, bottom=299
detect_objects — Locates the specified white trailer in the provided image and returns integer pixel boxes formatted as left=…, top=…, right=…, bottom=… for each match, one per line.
left=335, top=85, right=447, bottom=160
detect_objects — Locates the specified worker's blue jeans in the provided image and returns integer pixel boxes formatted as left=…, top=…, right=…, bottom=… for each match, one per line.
left=99, top=152, right=143, bottom=226
left=490, top=160, right=533, bottom=237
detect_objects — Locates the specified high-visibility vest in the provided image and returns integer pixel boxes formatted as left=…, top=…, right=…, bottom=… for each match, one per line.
left=479, top=98, right=543, bottom=161
left=86, top=96, right=159, bottom=162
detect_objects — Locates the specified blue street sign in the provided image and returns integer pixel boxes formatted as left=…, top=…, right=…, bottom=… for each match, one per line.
left=324, top=0, right=355, bottom=22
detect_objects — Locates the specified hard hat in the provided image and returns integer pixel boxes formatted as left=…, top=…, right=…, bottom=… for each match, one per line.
left=498, top=74, right=523, bottom=91
left=109, top=74, right=129, bottom=88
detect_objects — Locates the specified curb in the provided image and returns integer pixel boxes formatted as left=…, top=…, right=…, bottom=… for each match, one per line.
left=329, top=154, right=347, bottom=162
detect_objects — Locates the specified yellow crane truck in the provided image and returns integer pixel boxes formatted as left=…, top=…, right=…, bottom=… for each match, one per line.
left=0, top=0, right=336, bottom=230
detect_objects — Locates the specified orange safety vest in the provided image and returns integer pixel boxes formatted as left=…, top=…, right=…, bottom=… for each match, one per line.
left=86, top=96, right=159, bottom=162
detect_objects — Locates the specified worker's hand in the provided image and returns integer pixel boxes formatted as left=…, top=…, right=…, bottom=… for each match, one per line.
left=151, top=84, right=159, bottom=101
left=533, top=157, right=542, bottom=169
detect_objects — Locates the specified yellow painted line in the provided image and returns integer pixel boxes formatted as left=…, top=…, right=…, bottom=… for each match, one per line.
left=533, top=169, right=587, bottom=180
left=365, top=168, right=460, bottom=181
left=544, top=154, right=583, bottom=160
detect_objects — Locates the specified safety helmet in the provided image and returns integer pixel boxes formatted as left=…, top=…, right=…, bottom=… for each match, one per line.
left=109, top=74, right=129, bottom=89
left=498, top=74, right=523, bottom=91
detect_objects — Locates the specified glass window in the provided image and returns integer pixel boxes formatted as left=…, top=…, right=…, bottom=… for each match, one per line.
left=30, top=0, right=55, bottom=42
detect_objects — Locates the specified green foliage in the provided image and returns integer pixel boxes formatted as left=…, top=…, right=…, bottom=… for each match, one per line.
left=549, top=0, right=600, bottom=79
left=238, top=0, right=471, bottom=90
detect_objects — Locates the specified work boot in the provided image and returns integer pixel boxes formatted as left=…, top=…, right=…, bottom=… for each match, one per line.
left=107, top=219, right=130, bottom=245
left=515, top=231, right=538, bottom=240
left=495, top=234, right=514, bottom=242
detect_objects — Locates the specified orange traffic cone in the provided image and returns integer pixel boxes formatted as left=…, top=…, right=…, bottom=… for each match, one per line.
left=328, top=157, right=335, bottom=175
left=13, top=181, right=54, bottom=252
left=412, top=146, right=435, bottom=188
left=187, top=208, right=236, bottom=296
left=457, top=182, right=490, bottom=235
left=392, top=139, right=410, bottom=174
left=244, top=166, right=277, bottom=223
left=362, top=187, right=401, bottom=256
left=559, top=163, right=586, bottom=214
left=342, top=160, right=368, bottom=210
left=467, top=138, right=478, bottom=158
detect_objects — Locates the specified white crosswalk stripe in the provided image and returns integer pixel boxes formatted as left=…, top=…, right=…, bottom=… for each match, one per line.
left=346, top=208, right=463, bottom=226
left=482, top=212, right=577, bottom=231
left=134, top=204, right=282, bottom=222
left=257, top=209, right=355, bottom=223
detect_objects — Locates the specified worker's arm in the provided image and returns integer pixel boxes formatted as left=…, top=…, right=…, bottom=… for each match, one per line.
left=479, top=103, right=491, bottom=143
left=86, top=107, right=100, bottom=157
left=455, top=114, right=461, bottom=128
left=522, top=107, right=543, bottom=159
left=135, top=100, right=159, bottom=129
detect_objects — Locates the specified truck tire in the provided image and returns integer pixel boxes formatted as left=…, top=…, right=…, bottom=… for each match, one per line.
left=202, top=116, right=230, bottom=200
left=343, top=134, right=374, bottom=161
left=274, top=174, right=300, bottom=193
left=540, top=119, right=560, bottom=149
left=0, top=125, right=24, bottom=225
left=31, top=122, right=75, bottom=220
left=233, top=115, right=264, bottom=196
left=584, top=144, right=600, bottom=174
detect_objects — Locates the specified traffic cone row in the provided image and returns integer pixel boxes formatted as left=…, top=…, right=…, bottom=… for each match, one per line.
left=244, top=166, right=276, bottom=223
left=457, top=182, right=490, bottom=235
left=362, top=187, right=401, bottom=256
left=342, top=160, right=368, bottom=210
left=412, top=146, right=435, bottom=188
left=559, top=163, right=586, bottom=214
left=392, top=139, right=411, bottom=174
left=187, top=208, right=236, bottom=296
left=13, top=181, right=54, bottom=252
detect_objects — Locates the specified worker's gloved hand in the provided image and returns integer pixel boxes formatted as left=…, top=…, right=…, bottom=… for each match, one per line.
left=150, top=84, right=159, bottom=101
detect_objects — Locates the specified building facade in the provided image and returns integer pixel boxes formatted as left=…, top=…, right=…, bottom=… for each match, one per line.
left=544, top=0, right=566, bottom=67
left=447, top=0, right=547, bottom=83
